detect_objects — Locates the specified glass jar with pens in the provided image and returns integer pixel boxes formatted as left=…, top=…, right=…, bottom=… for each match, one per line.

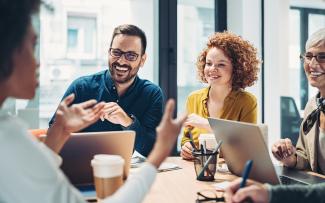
left=192, top=141, right=223, bottom=181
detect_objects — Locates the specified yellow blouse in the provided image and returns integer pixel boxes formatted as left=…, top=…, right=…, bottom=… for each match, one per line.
left=181, top=87, right=257, bottom=146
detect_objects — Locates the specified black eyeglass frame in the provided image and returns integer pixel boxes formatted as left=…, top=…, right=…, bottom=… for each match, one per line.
left=109, top=48, right=140, bottom=62
left=300, top=52, right=325, bottom=63
left=196, top=191, right=225, bottom=203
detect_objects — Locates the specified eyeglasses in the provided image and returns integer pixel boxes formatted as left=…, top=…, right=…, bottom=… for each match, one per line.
left=300, top=52, right=325, bottom=64
left=196, top=190, right=225, bottom=203
left=109, top=48, right=139, bottom=61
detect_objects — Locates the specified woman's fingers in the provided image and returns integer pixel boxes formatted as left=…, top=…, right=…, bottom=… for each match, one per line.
left=62, top=93, right=75, bottom=106
left=175, top=112, right=187, bottom=127
left=79, top=99, right=97, bottom=109
left=161, top=99, right=175, bottom=123
left=181, top=149, right=193, bottom=159
left=284, top=138, right=294, bottom=156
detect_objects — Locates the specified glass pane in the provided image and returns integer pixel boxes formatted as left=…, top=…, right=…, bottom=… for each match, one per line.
left=279, top=8, right=303, bottom=146
left=177, top=0, right=214, bottom=114
left=35, top=0, right=158, bottom=128
left=308, top=13, right=325, bottom=99
left=288, top=9, right=301, bottom=109
left=67, top=29, right=78, bottom=49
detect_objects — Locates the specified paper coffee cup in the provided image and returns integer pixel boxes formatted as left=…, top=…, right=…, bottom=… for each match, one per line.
left=198, top=133, right=217, bottom=150
left=91, top=154, right=125, bottom=202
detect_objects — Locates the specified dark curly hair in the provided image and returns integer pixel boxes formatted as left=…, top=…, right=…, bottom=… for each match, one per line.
left=0, top=0, right=40, bottom=82
left=197, top=31, right=260, bottom=90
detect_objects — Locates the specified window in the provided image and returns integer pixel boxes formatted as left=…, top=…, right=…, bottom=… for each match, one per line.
left=32, top=0, right=158, bottom=128
left=287, top=9, right=301, bottom=109
left=67, top=28, right=78, bottom=50
left=66, top=15, right=97, bottom=58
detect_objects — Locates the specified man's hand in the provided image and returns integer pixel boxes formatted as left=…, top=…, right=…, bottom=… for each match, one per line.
left=180, top=142, right=194, bottom=160
left=225, top=178, right=269, bottom=203
left=184, top=113, right=211, bottom=131
left=46, top=94, right=105, bottom=153
left=147, top=99, right=187, bottom=168
left=101, top=102, right=133, bottom=127
left=271, top=138, right=297, bottom=167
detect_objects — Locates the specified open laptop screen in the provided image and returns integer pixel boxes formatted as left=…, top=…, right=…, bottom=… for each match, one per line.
left=59, top=131, right=135, bottom=186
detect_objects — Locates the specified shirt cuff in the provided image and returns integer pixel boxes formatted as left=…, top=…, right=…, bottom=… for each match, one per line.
left=140, top=162, right=158, bottom=186
left=39, top=142, right=63, bottom=166
left=142, top=162, right=158, bottom=173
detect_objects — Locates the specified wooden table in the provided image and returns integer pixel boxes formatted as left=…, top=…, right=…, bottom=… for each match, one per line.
left=143, top=157, right=237, bottom=203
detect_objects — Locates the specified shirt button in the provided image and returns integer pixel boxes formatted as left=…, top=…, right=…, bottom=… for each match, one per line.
left=116, top=100, right=119, bottom=102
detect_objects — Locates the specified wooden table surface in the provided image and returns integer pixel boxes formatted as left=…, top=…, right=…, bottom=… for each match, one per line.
left=142, top=157, right=237, bottom=203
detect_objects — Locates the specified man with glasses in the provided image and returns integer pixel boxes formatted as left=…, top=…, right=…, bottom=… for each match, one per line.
left=50, top=24, right=163, bottom=157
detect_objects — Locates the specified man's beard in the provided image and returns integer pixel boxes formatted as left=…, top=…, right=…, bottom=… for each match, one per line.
left=109, top=61, right=140, bottom=84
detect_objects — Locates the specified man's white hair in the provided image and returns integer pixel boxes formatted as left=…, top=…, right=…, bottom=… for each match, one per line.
left=306, top=28, right=325, bottom=50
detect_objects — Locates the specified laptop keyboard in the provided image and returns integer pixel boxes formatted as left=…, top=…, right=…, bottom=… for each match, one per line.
left=279, top=175, right=308, bottom=185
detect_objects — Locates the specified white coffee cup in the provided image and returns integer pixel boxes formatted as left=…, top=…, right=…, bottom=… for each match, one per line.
left=198, top=133, right=217, bottom=150
left=91, top=154, right=125, bottom=202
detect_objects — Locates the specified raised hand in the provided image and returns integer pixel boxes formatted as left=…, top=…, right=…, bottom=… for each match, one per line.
left=147, top=99, right=187, bottom=168
left=45, top=94, right=104, bottom=153
left=55, top=94, right=105, bottom=133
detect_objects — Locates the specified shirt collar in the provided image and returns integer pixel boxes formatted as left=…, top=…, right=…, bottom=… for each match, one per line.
left=105, top=70, right=115, bottom=91
left=104, top=69, right=139, bottom=94
left=201, top=87, right=242, bottom=103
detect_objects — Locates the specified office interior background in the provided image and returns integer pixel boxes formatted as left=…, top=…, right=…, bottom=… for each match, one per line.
left=1, top=0, right=324, bottom=154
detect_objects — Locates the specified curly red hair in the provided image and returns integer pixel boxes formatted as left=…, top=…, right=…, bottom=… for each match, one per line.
left=197, top=31, right=260, bottom=90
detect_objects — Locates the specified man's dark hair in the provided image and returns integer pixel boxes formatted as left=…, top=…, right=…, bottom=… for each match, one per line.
left=110, top=24, right=147, bottom=55
left=0, top=0, right=40, bottom=82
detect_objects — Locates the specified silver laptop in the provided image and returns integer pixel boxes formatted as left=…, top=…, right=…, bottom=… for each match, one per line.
left=59, top=131, right=135, bottom=187
left=208, top=118, right=325, bottom=185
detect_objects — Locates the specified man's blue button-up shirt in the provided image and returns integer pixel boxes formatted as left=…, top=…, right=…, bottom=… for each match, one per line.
left=49, top=70, right=164, bottom=157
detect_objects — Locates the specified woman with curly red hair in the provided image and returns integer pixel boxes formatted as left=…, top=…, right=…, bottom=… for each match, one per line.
left=180, top=31, right=261, bottom=160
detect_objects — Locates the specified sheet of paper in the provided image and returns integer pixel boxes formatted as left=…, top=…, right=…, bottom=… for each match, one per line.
left=158, top=162, right=182, bottom=172
left=213, top=181, right=230, bottom=191
left=217, top=163, right=229, bottom=173
left=130, top=156, right=146, bottom=168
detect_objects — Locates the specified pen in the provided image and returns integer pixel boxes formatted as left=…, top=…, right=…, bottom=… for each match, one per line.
left=187, top=129, right=197, bottom=151
left=240, top=160, right=253, bottom=188
left=200, top=144, right=204, bottom=155
left=197, top=141, right=223, bottom=179
left=203, top=140, right=207, bottom=154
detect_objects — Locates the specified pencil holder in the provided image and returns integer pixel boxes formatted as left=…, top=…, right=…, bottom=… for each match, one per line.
left=192, top=150, right=218, bottom=181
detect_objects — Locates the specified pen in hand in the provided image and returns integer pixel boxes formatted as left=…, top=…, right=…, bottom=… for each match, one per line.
left=240, top=160, right=253, bottom=188
left=187, top=128, right=197, bottom=151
